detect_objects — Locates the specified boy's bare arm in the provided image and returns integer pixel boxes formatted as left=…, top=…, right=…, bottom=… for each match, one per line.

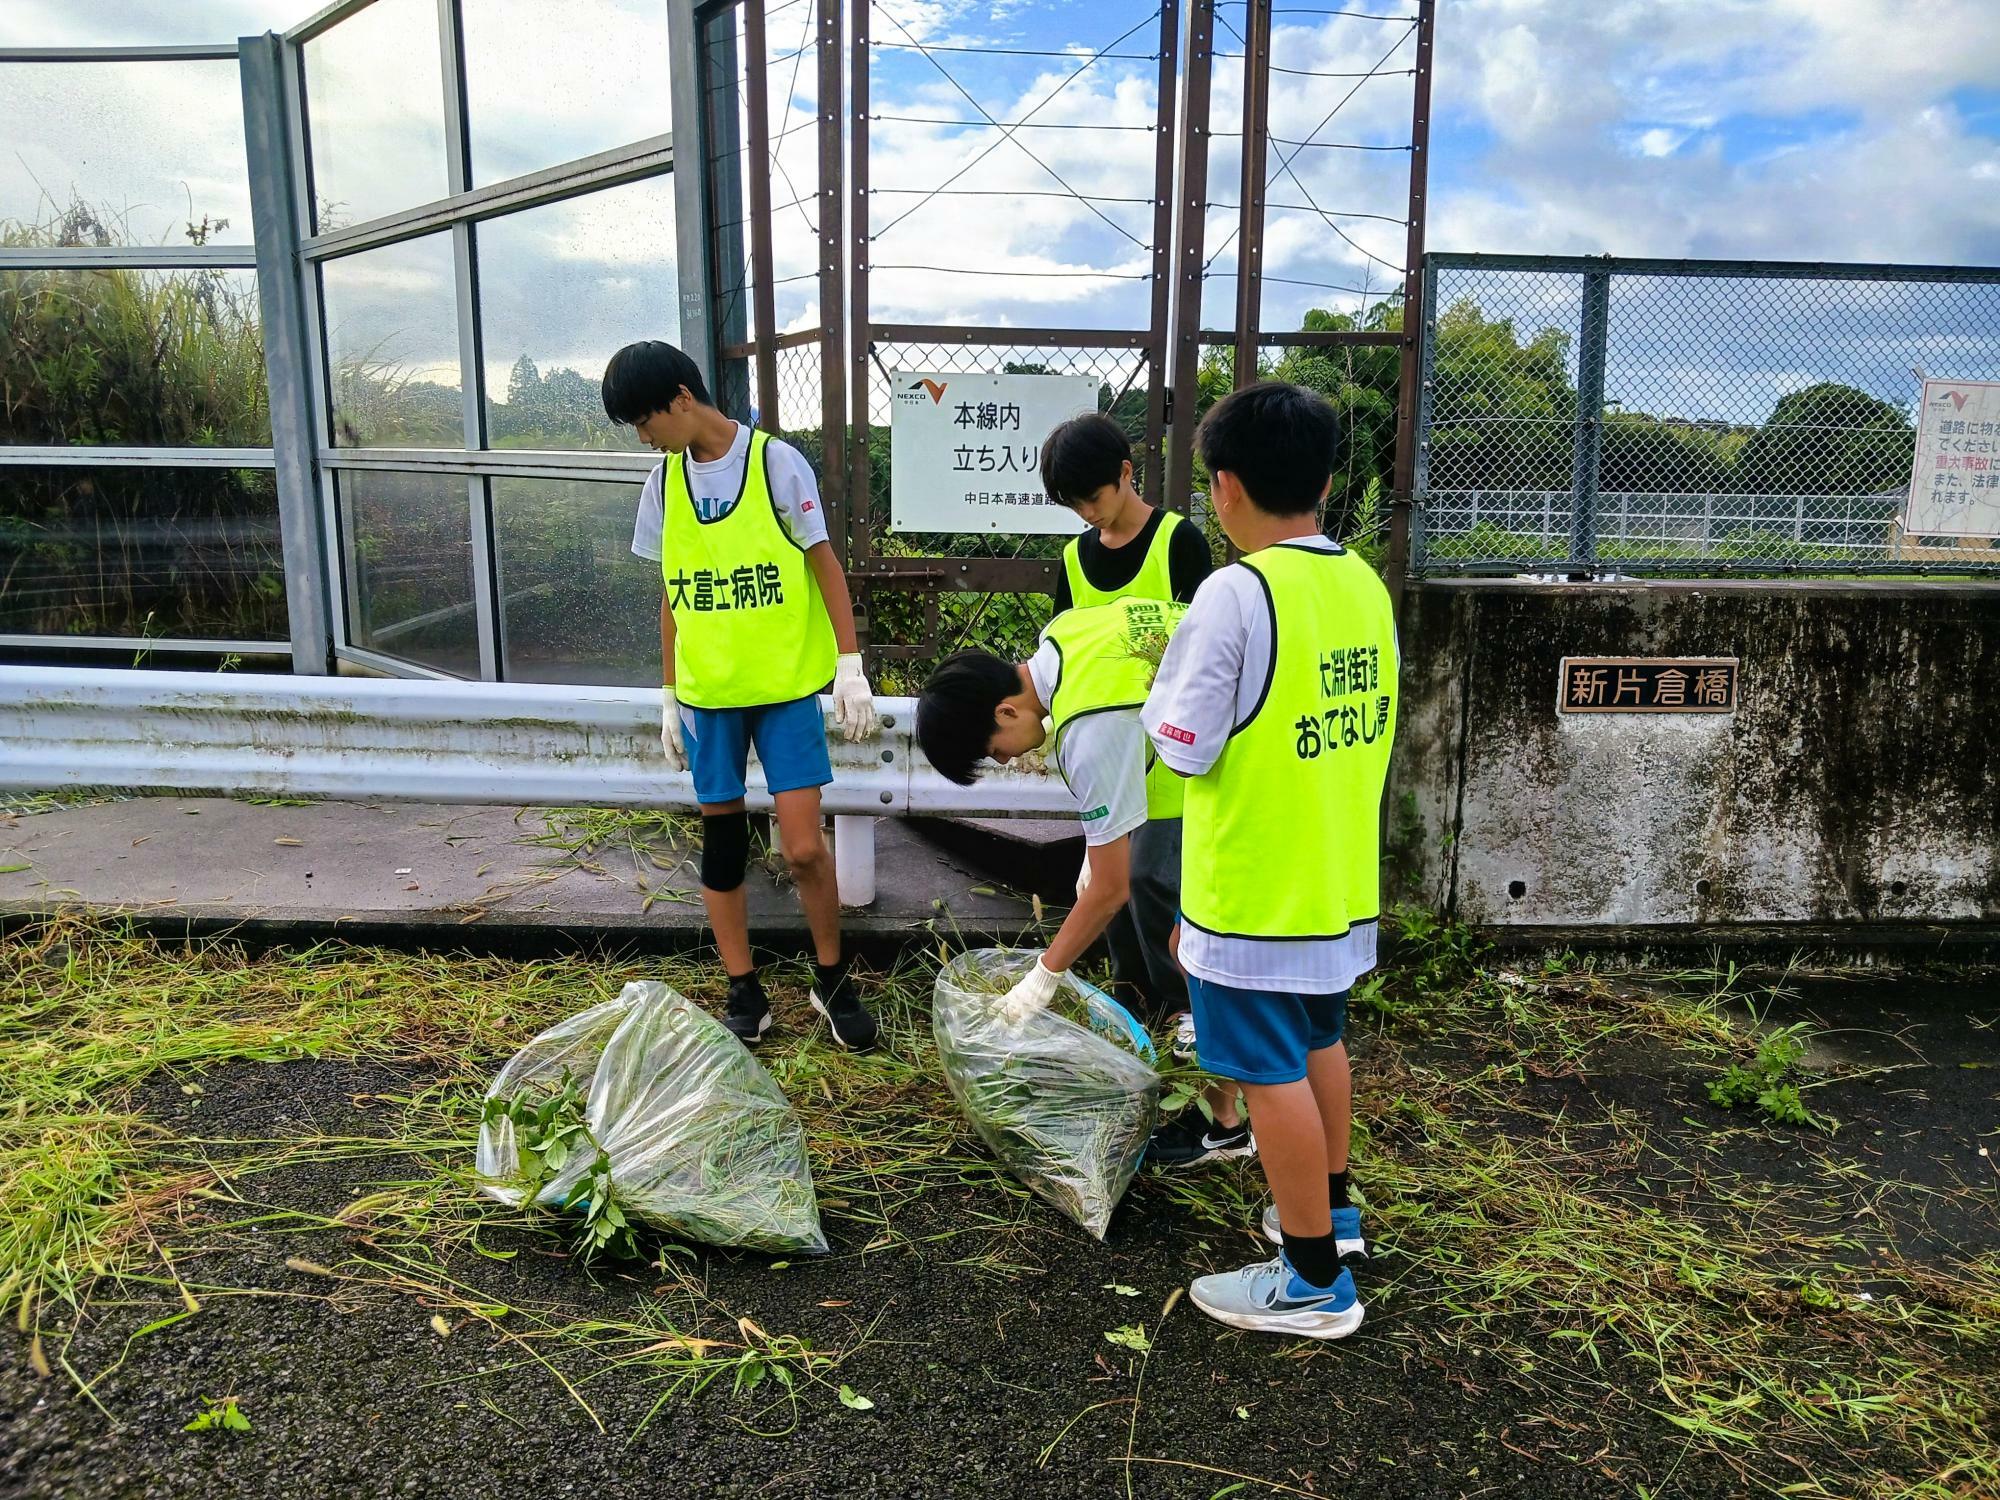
left=1044, top=834, right=1132, bottom=973
left=804, top=541, right=861, bottom=654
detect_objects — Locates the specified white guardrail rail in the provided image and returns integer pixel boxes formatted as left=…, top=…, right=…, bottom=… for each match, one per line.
left=0, top=666, right=1074, bottom=907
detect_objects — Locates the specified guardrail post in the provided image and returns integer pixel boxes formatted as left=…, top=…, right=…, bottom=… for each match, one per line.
left=1569, top=264, right=1611, bottom=575
left=833, top=815, right=877, bottom=907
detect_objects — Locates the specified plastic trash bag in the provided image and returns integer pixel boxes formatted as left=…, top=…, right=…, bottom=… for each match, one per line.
left=476, top=980, right=826, bottom=1255
left=933, top=949, right=1161, bottom=1239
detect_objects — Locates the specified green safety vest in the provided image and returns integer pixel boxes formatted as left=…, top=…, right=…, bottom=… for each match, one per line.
left=1059, top=509, right=1189, bottom=817
left=661, top=427, right=836, bottom=709
left=1042, top=596, right=1188, bottom=823
left=1180, top=542, right=1399, bottom=941
left=1060, top=508, right=1185, bottom=609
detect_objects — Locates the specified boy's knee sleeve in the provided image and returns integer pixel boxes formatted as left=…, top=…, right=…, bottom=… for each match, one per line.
left=701, top=811, right=751, bottom=892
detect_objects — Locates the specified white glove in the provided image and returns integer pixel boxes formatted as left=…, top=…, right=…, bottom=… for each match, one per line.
left=832, top=652, right=878, bottom=742
left=998, top=958, right=1063, bottom=1025
left=1075, top=857, right=1092, bottom=901
left=660, top=685, right=688, bottom=773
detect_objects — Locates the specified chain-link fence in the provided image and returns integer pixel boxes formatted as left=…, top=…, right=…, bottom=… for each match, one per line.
left=1413, top=254, right=2000, bottom=575
left=1194, top=330, right=1403, bottom=567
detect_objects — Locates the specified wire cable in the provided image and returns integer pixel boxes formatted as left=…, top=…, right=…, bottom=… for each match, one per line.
left=1203, top=16, right=1417, bottom=278
left=869, top=4, right=1163, bottom=248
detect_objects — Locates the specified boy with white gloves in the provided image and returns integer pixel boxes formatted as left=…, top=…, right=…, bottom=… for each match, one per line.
left=607, top=340, right=880, bottom=1052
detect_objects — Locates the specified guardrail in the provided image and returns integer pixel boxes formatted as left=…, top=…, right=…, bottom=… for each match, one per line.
left=0, top=667, right=1073, bottom=907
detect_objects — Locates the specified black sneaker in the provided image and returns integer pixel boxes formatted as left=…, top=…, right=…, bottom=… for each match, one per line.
left=723, top=972, right=773, bottom=1047
left=809, top=959, right=879, bottom=1052
left=1147, top=1110, right=1255, bottom=1169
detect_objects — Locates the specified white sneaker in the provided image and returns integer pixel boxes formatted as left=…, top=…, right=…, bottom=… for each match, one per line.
left=1189, top=1256, right=1364, bottom=1340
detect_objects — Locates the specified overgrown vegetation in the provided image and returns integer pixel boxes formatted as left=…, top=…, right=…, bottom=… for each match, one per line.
left=1, top=915, right=1994, bottom=1495
left=0, top=202, right=282, bottom=639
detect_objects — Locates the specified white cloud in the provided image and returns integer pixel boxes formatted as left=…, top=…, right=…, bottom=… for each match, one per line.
left=1428, top=0, right=2000, bottom=265
left=1629, top=127, right=1686, bottom=158
left=0, top=56, right=253, bottom=243
left=0, top=1, right=307, bottom=47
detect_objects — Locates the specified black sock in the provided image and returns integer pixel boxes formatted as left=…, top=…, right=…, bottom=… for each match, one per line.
left=1329, top=1170, right=1352, bottom=1209
left=813, top=956, right=849, bottom=996
left=728, top=965, right=760, bottom=988
left=1283, top=1229, right=1341, bottom=1290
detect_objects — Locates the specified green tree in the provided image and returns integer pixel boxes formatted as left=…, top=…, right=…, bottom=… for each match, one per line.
left=1598, top=414, right=1733, bottom=494
left=1271, top=303, right=1403, bottom=538
left=1733, top=382, right=1911, bottom=496
left=1425, top=297, right=1577, bottom=495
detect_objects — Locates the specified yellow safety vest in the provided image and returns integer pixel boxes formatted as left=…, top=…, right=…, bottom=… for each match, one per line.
left=661, top=428, right=836, bottom=709
left=1060, top=508, right=1185, bottom=609
left=1042, top=597, right=1188, bottom=823
left=1059, top=509, right=1190, bottom=818
left=1180, top=543, right=1398, bottom=940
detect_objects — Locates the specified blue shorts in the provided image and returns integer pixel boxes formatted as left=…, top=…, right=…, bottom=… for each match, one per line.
left=681, top=694, right=832, bottom=806
left=1186, top=975, right=1349, bottom=1086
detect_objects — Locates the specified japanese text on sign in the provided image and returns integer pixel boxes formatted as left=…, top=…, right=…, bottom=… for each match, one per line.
left=667, top=562, right=786, bottom=614
left=1296, top=642, right=1392, bottom=759
left=889, top=370, right=1096, bottom=535
left=1905, top=379, right=2000, bottom=539
left=1557, top=658, right=1738, bottom=714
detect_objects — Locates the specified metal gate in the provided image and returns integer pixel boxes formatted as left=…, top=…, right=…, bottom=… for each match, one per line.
left=700, top=0, right=1436, bottom=676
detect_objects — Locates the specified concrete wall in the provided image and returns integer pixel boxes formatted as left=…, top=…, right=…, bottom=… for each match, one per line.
left=1388, top=579, right=2000, bottom=940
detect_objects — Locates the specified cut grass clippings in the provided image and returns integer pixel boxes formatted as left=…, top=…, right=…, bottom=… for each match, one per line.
left=0, top=913, right=1995, bottom=1498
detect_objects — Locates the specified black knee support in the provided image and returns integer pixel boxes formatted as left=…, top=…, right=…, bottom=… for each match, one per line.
left=700, top=810, right=751, bottom=892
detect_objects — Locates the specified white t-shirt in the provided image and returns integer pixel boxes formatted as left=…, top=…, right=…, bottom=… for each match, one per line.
left=1143, top=534, right=1388, bottom=995
left=1027, top=638, right=1148, bottom=847
left=629, top=423, right=829, bottom=562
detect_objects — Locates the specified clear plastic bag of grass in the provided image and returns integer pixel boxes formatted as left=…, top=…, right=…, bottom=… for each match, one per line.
left=476, top=980, right=826, bottom=1255
left=933, top=949, right=1161, bottom=1239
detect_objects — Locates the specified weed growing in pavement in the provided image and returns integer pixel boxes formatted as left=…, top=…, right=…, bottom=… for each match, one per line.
left=1708, top=1020, right=1834, bottom=1131
left=181, top=1394, right=251, bottom=1434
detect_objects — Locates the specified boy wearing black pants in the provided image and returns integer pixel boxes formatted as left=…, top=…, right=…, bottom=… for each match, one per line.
left=1040, top=416, right=1242, bottom=1166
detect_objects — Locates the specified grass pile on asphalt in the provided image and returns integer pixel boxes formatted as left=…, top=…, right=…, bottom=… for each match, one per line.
left=1, top=913, right=1995, bottom=1495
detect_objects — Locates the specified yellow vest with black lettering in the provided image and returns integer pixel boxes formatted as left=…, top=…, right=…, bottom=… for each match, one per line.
left=1060, top=510, right=1190, bottom=818
left=1043, top=597, right=1188, bottom=823
left=1060, top=508, right=1186, bottom=609
left=661, top=428, right=836, bottom=709
left=1180, top=542, right=1399, bottom=941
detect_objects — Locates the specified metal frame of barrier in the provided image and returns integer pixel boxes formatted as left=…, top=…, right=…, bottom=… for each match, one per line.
left=0, top=667, right=1072, bottom=907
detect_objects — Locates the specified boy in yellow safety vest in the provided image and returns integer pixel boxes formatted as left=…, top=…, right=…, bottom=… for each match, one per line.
left=1045, top=413, right=1211, bottom=616
left=1143, top=382, right=1399, bottom=1340
left=1042, top=414, right=1251, bottom=1169
left=604, top=340, right=880, bottom=1052
left=913, top=597, right=1192, bottom=1064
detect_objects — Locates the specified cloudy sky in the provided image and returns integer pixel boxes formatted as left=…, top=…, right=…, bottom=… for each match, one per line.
left=4, top=0, right=1998, bottom=421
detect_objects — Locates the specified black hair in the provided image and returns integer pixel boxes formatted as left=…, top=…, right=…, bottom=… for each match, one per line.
left=915, top=650, right=1021, bottom=786
left=1039, top=412, right=1132, bottom=507
left=1195, top=380, right=1343, bottom=517
left=601, top=340, right=713, bottom=424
